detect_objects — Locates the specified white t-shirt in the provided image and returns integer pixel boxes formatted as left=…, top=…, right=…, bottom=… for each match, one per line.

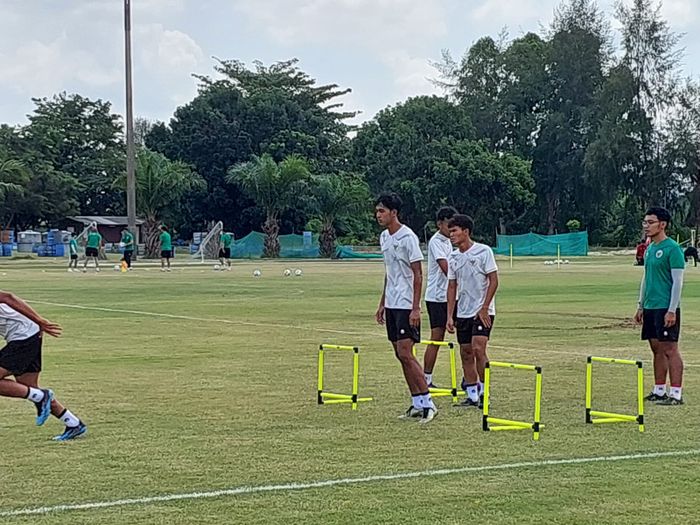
left=425, top=232, right=452, bottom=303
left=0, top=304, right=40, bottom=342
left=380, top=225, right=424, bottom=310
left=447, top=242, right=498, bottom=318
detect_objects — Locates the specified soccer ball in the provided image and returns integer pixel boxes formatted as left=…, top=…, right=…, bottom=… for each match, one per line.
left=113, top=264, right=120, bottom=271
left=564, top=259, right=570, bottom=265
left=253, top=269, right=262, bottom=277
left=283, top=268, right=292, bottom=277
left=294, top=268, right=303, bottom=277
left=214, top=264, right=221, bottom=271
left=119, top=242, right=125, bottom=248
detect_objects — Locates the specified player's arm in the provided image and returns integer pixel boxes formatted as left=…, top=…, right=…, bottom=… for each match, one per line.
left=409, top=261, right=423, bottom=327
left=446, top=279, right=457, bottom=333
left=634, top=274, right=645, bottom=324
left=0, top=291, right=62, bottom=337
left=665, top=268, right=684, bottom=327
left=376, top=276, right=386, bottom=325
left=478, top=271, right=498, bottom=329
left=437, top=258, right=448, bottom=276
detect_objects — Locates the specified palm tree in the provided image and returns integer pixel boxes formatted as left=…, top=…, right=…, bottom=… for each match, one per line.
left=227, top=154, right=310, bottom=257
left=118, top=148, right=205, bottom=257
left=310, top=174, right=370, bottom=258
left=0, top=156, right=29, bottom=230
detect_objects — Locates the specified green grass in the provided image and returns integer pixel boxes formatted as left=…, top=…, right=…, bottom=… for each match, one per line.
left=0, top=256, right=698, bottom=524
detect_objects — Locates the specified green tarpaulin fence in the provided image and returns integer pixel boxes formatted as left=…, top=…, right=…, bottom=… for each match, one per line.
left=227, top=232, right=380, bottom=259
left=494, top=231, right=588, bottom=256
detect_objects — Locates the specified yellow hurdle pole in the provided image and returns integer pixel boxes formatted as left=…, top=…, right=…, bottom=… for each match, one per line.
left=352, top=347, right=360, bottom=411
left=449, top=344, right=458, bottom=403
left=509, top=243, right=513, bottom=269
left=489, top=361, right=537, bottom=371
left=637, top=361, right=645, bottom=432
left=590, top=410, right=638, bottom=421
left=482, top=363, right=491, bottom=431
left=590, top=356, right=639, bottom=366
left=317, top=346, right=325, bottom=405
left=585, top=357, right=592, bottom=423
left=534, top=366, right=542, bottom=441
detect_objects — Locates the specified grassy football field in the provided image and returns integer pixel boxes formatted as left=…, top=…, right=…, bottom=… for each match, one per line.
left=0, top=256, right=698, bottom=524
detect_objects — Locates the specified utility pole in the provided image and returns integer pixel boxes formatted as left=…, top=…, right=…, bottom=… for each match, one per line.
left=124, top=0, right=137, bottom=244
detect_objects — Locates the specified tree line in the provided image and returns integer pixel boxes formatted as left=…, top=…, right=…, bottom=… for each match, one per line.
left=2, top=0, right=699, bottom=256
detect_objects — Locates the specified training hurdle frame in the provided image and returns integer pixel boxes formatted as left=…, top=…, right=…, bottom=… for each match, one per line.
left=483, top=361, right=543, bottom=441
left=317, top=344, right=373, bottom=410
left=585, top=356, right=644, bottom=433
left=412, top=340, right=464, bottom=403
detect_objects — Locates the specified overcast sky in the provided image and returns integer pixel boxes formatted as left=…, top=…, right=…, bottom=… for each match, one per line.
left=1, top=0, right=699, bottom=127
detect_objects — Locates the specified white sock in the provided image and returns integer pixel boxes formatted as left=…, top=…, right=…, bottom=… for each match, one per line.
left=653, top=384, right=667, bottom=396
left=26, top=387, right=45, bottom=403
left=424, top=372, right=433, bottom=385
left=59, top=409, right=80, bottom=427
left=422, top=393, right=435, bottom=410
left=669, top=386, right=682, bottom=400
left=412, top=395, right=422, bottom=409
left=467, top=385, right=479, bottom=402
left=477, top=381, right=484, bottom=395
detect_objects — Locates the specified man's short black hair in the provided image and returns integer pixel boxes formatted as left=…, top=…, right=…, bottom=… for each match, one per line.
left=645, top=206, right=671, bottom=223
left=375, top=193, right=402, bottom=213
left=448, top=214, right=474, bottom=233
left=436, top=206, right=458, bottom=223
left=160, top=225, right=169, bottom=232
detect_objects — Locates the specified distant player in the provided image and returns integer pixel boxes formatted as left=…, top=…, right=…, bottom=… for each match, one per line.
left=375, top=193, right=437, bottom=423
left=82, top=225, right=102, bottom=272
left=219, top=230, right=233, bottom=270
left=446, top=214, right=499, bottom=408
left=0, top=291, right=87, bottom=440
left=159, top=225, right=173, bottom=272
left=683, top=244, right=698, bottom=267
left=634, top=207, right=685, bottom=405
left=121, top=228, right=135, bottom=270
left=423, top=206, right=458, bottom=387
left=68, top=232, right=79, bottom=272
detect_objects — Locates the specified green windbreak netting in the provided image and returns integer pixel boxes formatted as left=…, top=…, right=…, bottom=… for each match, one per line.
left=335, top=246, right=383, bottom=259
left=494, top=231, right=589, bottom=256
left=230, top=232, right=320, bottom=258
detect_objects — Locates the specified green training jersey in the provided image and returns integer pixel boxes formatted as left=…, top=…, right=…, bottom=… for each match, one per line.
left=86, top=232, right=101, bottom=249
left=220, top=232, right=233, bottom=248
left=122, top=231, right=134, bottom=250
left=69, top=239, right=78, bottom=255
left=643, top=237, right=685, bottom=310
left=160, top=231, right=172, bottom=251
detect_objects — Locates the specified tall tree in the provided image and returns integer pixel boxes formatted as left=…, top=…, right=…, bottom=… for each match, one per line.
left=25, top=93, right=125, bottom=215
left=227, top=154, right=310, bottom=257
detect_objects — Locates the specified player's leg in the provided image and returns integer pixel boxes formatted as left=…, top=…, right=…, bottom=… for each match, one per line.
left=124, top=251, right=132, bottom=269
left=471, top=335, right=490, bottom=406
left=642, top=309, right=669, bottom=401
left=0, top=367, right=54, bottom=426
left=423, top=302, right=446, bottom=387
left=458, top=342, right=480, bottom=407
left=166, top=252, right=171, bottom=270
left=656, top=310, right=684, bottom=405
left=16, top=372, right=87, bottom=438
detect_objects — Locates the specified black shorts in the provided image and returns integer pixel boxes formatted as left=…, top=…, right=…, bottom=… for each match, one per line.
left=385, top=308, right=420, bottom=343
left=161, top=250, right=172, bottom=259
left=642, top=308, right=681, bottom=342
left=0, top=332, right=42, bottom=376
left=219, top=247, right=231, bottom=259
left=70, top=254, right=78, bottom=260
left=456, top=315, right=495, bottom=345
left=426, top=301, right=454, bottom=329
left=85, top=247, right=99, bottom=257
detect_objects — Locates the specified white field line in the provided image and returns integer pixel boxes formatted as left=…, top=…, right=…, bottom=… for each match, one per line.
left=1, top=449, right=699, bottom=517
left=29, top=301, right=700, bottom=367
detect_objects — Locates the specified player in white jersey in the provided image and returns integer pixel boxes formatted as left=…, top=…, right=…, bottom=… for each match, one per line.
left=375, top=193, right=437, bottom=423
left=446, top=215, right=499, bottom=409
left=423, top=206, right=457, bottom=387
left=0, top=291, right=87, bottom=440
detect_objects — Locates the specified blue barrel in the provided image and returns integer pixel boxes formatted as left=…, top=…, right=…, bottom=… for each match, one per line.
left=53, top=244, right=65, bottom=257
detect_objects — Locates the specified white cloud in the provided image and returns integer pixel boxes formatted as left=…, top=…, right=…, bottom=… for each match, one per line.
left=660, top=0, right=698, bottom=29
left=138, top=24, right=204, bottom=72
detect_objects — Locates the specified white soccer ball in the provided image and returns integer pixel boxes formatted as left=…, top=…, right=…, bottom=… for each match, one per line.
left=214, top=264, right=221, bottom=271
left=294, top=268, right=303, bottom=277
left=253, top=269, right=262, bottom=277
left=113, top=264, right=120, bottom=271
left=283, top=268, right=292, bottom=277
left=119, top=242, right=125, bottom=248
left=564, top=259, right=570, bottom=265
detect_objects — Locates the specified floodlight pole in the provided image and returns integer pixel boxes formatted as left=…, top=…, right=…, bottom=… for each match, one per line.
left=124, top=0, right=138, bottom=244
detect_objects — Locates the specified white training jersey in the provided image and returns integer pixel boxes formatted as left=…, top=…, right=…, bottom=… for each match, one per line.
left=0, top=303, right=40, bottom=342
left=380, top=225, right=424, bottom=310
left=425, top=232, right=452, bottom=303
left=447, top=242, right=498, bottom=318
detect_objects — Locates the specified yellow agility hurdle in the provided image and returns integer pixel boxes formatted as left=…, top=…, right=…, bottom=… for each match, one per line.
left=585, top=356, right=644, bottom=432
left=412, top=340, right=463, bottom=403
left=317, top=344, right=373, bottom=410
left=483, top=361, right=543, bottom=441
